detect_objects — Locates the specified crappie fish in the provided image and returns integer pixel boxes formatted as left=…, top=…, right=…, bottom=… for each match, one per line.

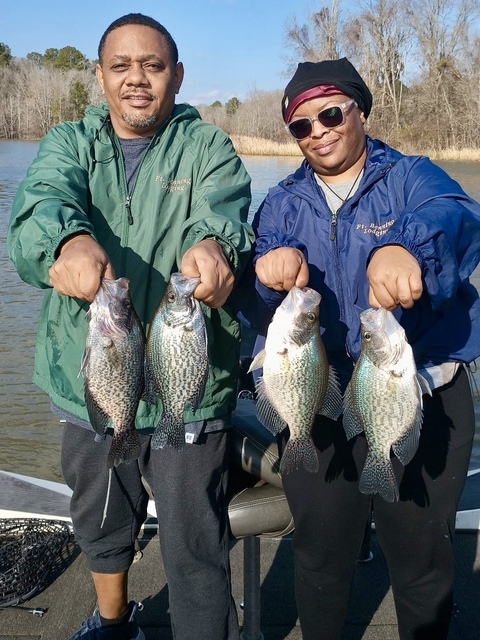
left=81, top=278, right=145, bottom=468
left=146, top=272, right=208, bottom=449
left=343, top=307, right=431, bottom=502
left=249, top=286, right=343, bottom=475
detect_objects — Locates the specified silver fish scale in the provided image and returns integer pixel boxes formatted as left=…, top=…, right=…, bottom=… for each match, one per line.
left=343, top=307, right=424, bottom=502
left=349, top=356, right=421, bottom=457
left=146, top=275, right=208, bottom=449
left=86, top=321, right=144, bottom=427
left=83, top=278, right=144, bottom=468
left=261, top=335, right=327, bottom=440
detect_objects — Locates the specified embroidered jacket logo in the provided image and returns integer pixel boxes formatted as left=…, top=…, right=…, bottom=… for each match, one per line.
left=355, top=219, right=394, bottom=237
left=155, top=176, right=192, bottom=192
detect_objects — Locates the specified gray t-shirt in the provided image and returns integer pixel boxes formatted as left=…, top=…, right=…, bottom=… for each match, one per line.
left=119, top=136, right=152, bottom=191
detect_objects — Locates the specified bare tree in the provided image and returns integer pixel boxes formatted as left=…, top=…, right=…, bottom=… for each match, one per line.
left=406, top=0, right=480, bottom=147
left=284, top=0, right=343, bottom=74
left=354, top=0, right=413, bottom=141
left=282, top=0, right=480, bottom=150
left=231, top=90, right=285, bottom=141
left=0, top=65, right=18, bottom=138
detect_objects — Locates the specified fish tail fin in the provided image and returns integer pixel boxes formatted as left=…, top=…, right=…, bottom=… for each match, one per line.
left=359, top=453, right=399, bottom=503
left=280, top=438, right=319, bottom=475
left=151, top=420, right=185, bottom=450
left=107, top=428, right=142, bottom=468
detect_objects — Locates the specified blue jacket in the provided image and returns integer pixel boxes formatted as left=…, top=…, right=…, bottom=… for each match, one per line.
left=245, top=136, right=480, bottom=388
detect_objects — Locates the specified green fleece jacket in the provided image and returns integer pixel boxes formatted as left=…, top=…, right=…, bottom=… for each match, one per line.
left=8, top=103, right=253, bottom=429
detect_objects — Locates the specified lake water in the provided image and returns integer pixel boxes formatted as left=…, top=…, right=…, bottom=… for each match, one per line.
left=0, top=140, right=479, bottom=482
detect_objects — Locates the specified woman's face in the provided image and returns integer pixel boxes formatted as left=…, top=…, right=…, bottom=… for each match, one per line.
left=290, top=94, right=367, bottom=179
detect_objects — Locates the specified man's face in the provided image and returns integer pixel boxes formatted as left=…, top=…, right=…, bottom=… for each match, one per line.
left=291, top=94, right=367, bottom=178
left=96, top=24, right=184, bottom=138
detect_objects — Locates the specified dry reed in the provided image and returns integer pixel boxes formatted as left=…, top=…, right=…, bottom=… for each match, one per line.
left=230, top=135, right=480, bottom=162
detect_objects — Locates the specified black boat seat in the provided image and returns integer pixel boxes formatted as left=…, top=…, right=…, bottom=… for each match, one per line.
left=228, top=398, right=294, bottom=640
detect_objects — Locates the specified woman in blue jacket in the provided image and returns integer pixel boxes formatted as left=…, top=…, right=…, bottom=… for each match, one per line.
left=248, top=58, right=480, bottom=639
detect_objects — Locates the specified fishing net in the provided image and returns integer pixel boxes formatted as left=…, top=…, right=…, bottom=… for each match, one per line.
left=0, top=518, right=72, bottom=608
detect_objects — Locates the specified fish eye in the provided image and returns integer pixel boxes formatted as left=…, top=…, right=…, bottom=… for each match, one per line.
left=307, top=312, right=316, bottom=323
left=364, top=331, right=372, bottom=341
left=167, top=292, right=176, bottom=303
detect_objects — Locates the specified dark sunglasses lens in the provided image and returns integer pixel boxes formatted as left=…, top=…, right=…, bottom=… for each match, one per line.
left=318, top=106, right=343, bottom=127
left=288, top=105, right=346, bottom=139
left=288, top=118, right=312, bottom=140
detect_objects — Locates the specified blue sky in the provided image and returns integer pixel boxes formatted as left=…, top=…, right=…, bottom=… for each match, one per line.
left=2, top=0, right=305, bottom=105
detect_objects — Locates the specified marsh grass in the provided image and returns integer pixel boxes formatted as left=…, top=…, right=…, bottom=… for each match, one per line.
left=230, top=135, right=480, bottom=162
left=230, top=135, right=302, bottom=156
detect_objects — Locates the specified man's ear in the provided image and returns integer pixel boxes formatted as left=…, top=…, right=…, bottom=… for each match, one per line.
left=96, top=64, right=105, bottom=95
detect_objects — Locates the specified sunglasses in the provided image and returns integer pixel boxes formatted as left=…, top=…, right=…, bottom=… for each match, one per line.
left=285, top=99, right=357, bottom=140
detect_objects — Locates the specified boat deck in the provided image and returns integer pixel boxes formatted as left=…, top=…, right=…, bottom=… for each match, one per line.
left=1, top=459, right=479, bottom=639
left=0, top=524, right=479, bottom=639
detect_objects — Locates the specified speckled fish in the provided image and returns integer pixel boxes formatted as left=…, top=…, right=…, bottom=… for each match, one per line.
left=343, top=307, right=431, bottom=502
left=81, top=277, right=145, bottom=468
left=146, top=272, right=208, bottom=449
left=248, top=285, right=343, bottom=475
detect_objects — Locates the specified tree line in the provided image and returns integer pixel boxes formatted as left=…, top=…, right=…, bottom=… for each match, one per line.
left=1, top=0, right=479, bottom=152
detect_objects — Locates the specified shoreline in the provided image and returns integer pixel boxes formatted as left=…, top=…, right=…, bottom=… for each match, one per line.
left=230, top=135, right=480, bottom=162
left=4, top=136, right=480, bottom=163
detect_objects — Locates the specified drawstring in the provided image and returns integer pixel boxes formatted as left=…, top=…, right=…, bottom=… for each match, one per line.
left=100, top=467, right=113, bottom=529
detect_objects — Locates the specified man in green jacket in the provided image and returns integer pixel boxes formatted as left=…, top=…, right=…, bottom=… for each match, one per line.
left=8, top=13, right=253, bottom=640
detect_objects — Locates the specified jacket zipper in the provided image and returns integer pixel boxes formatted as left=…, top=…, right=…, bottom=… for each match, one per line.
left=330, top=212, right=338, bottom=241
left=125, top=195, right=133, bottom=225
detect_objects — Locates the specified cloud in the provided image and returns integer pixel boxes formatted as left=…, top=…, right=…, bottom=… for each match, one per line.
left=179, top=88, right=223, bottom=106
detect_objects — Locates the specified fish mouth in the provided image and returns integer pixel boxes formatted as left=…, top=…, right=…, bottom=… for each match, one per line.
left=170, top=272, right=201, bottom=298
left=283, top=285, right=321, bottom=315
left=92, top=278, right=131, bottom=339
left=283, top=285, right=322, bottom=311
left=101, top=277, right=129, bottom=296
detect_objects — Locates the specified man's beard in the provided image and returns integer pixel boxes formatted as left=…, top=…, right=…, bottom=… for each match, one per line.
left=122, top=113, right=157, bottom=129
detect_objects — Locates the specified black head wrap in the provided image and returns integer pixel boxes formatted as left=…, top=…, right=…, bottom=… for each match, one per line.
left=282, top=58, right=373, bottom=122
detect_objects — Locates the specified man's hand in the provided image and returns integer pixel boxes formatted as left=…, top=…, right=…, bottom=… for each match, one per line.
left=255, top=247, right=309, bottom=292
left=181, top=239, right=234, bottom=308
left=367, top=245, right=423, bottom=310
left=48, top=234, right=115, bottom=302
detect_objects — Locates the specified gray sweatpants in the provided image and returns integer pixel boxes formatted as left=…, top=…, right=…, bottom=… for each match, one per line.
left=61, top=424, right=240, bottom=640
